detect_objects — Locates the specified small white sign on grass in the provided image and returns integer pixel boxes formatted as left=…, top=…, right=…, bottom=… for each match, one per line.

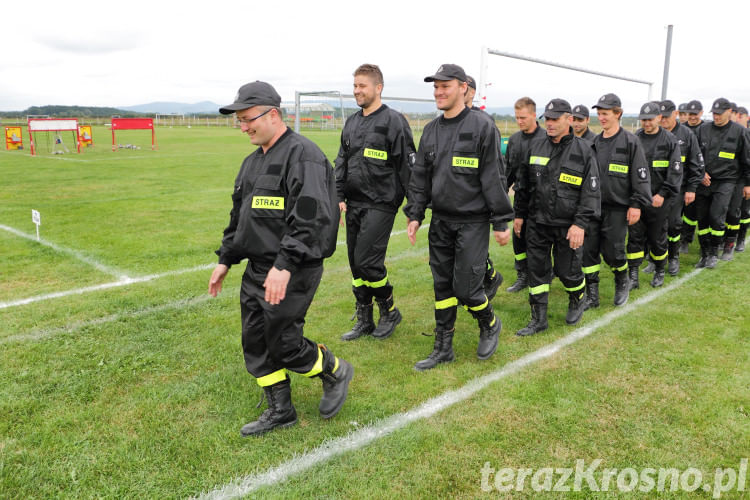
left=31, top=209, right=41, bottom=241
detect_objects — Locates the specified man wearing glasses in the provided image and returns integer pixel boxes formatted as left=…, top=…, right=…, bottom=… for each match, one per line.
left=209, top=81, right=353, bottom=436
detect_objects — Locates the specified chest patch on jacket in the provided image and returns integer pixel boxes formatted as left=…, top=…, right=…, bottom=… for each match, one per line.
left=252, top=196, right=284, bottom=210
left=364, top=148, right=387, bottom=160
left=719, top=151, right=735, bottom=159
left=559, top=173, right=582, bottom=186
left=530, top=156, right=550, bottom=166
left=609, top=163, right=628, bottom=174
left=452, top=156, right=478, bottom=168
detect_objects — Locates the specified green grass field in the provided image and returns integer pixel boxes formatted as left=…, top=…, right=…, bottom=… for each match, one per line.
left=1, top=125, right=748, bottom=499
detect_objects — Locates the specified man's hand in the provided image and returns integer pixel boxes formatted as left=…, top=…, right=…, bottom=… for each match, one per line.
left=339, top=202, right=347, bottom=227
left=684, top=191, right=696, bottom=205
left=494, top=229, right=511, bottom=246
left=627, top=207, right=641, bottom=225
left=701, top=172, right=711, bottom=187
left=407, top=219, right=420, bottom=246
left=264, top=266, right=291, bottom=305
left=567, top=224, right=585, bottom=250
left=208, top=264, right=229, bottom=297
left=744, top=186, right=750, bottom=200
left=513, top=218, right=524, bottom=236
left=652, top=194, right=664, bottom=208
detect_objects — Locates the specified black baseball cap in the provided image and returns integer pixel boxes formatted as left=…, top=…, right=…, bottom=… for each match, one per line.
left=730, top=102, right=739, bottom=112
left=424, top=64, right=467, bottom=82
left=219, top=81, right=281, bottom=114
left=638, top=102, right=661, bottom=120
left=739, top=106, right=749, bottom=115
left=711, top=98, right=732, bottom=114
left=687, top=100, right=703, bottom=113
left=660, top=100, right=676, bottom=116
left=572, top=104, right=589, bottom=119
left=466, top=75, right=476, bottom=90
left=592, top=93, right=622, bottom=110
left=678, top=102, right=688, bottom=112
left=543, top=98, right=572, bottom=119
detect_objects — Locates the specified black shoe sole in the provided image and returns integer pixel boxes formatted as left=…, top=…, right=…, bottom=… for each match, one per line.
left=414, top=357, right=454, bottom=371
left=241, top=417, right=298, bottom=437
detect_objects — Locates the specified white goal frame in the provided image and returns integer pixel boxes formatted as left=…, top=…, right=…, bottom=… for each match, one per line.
left=28, top=118, right=81, bottom=155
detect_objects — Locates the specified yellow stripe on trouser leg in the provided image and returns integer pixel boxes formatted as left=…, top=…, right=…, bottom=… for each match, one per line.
left=435, top=297, right=458, bottom=309
left=367, top=276, right=388, bottom=288
left=650, top=251, right=668, bottom=261
left=564, top=281, right=585, bottom=292
left=529, top=284, right=550, bottom=295
left=626, top=251, right=644, bottom=260
left=467, top=298, right=489, bottom=311
left=352, top=278, right=365, bottom=287
left=302, top=347, right=324, bottom=377
left=612, top=263, right=628, bottom=272
left=582, top=264, right=600, bottom=274
left=256, top=368, right=287, bottom=387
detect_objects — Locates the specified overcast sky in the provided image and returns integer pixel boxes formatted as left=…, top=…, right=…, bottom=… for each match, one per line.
left=2, top=0, right=748, bottom=114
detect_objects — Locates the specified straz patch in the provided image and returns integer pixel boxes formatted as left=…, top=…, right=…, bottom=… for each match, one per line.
left=559, top=173, right=583, bottom=186
left=364, top=148, right=388, bottom=160
left=718, top=151, right=736, bottom=159
left=530, top=156, right=550, bottom=166
left=609, top=163, right=629, bottom=174
left=252, top=196, right=284, bottom=210
left=652, top=160, right=669, bottom=168
left=452, top=156, right=479, bottom=168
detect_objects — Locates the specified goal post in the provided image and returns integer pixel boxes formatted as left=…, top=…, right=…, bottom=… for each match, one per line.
left=27, top=118, right=81, bottom=156
left=111, top=118, right=157, bottom=151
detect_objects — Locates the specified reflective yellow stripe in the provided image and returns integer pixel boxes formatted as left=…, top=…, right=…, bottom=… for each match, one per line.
left=435, top=297, right=458, bottom=309
left=741, top=218, right=750, bottom=224
left=612, top=263, right=628, bottom=272
left=652, top=160, right=669, bottom=168
left=650, top=251, right=668, bottom=261
left=697, top=228, right=711, bottom=236
left=668, top=234, right=681, bottom=242
left=559, top=173, right=583, bottom=186
left=468, top=298, right=489, bottom=312
left=564, top=281, right=585, bottom=292
left=352, top=278, right=365, bottom=287
left=302, top=347, right=324, bottom=377
left=252, top=196, right=284, bottom=210
left=256, top=369, right=287, bottom=387
left=710, top=228, right=725, bottom=236
left=333, top=356, right=339, bottom=374
left=367, top=276, right=388, bottom=288
left=682, top=215, right=697, bottom=226
left=718, top=151, right=735, bottom=159
left=627, top=251, right=644, bottom=260
left=609, top=163, right=629, bottom=174
left=452, top=156, right=479, bottom=168
left=582, top=264, right=601, bottom=274
left=529, top=284, right=550, bottom=295
left=514, top=252, right=527, bottom=261
left=726, top=223, right=740, bottom=230
left=680, top=155, right=686, bottom=162
left=530, top=156, right=550, bottom=166
left=364, top=148, right=388, bottom=160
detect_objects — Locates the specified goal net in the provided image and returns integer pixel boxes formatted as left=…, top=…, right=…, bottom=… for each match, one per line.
left=28, top=118, right=81, bottom=156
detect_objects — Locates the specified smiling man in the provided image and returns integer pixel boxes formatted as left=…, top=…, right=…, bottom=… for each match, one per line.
left=335, top=64, right=416, bottom=341
left=209, top=81, right=353, bottom=436
left=405, top=63, right=513, bottom=370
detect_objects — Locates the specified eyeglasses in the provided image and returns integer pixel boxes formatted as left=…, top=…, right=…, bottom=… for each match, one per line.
left=236, top=108, right=274, bottom=124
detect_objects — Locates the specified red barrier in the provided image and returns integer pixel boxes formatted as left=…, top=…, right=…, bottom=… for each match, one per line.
left=111, top=118, right=157, bottom=151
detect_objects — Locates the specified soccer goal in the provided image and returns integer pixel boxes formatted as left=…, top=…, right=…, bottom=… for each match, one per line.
left=27, top=118, right=81, bottom=156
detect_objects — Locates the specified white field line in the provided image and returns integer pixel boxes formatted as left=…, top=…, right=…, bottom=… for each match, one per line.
left=0, top=263, right=215, bottom=310
left=192, top=268, right=704, bottom=500
left=0, top=223, right=129, bottom=279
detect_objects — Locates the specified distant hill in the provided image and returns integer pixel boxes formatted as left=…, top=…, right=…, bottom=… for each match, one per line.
left=0, top=105, right=144, bottom=118
left=118, top=101, right=221, bottom=114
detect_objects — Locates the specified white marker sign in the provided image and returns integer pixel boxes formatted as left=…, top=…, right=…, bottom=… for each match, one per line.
left=32, top=209, right=41, bottom=241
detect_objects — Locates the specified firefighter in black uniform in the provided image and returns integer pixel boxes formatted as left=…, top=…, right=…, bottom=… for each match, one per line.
left=630, top=102, right=683, bottom=288
left=405, top=63, right=513, bottom=371
left=505, top=97, right=546, bottom=293
left=678, top=102, right=689, bottom=124
left=736, top=107, right=750, bottom=252
left=210, top=81, right=353, bottom=436
left=680, top=100, right=706, bottom=252
left=658, top=100, right=704, bottom=275
left=466, top=74, right=505, bottom=300
left=694, top=98, right=750, bottom=267
left=513, top=98, right=601, bottom=336
left=572, top=105, right=596, bottom=143
left=583, top=93, right=651, bottom=309
left=336, top=64, right=416, bottom=341
left=721, top=103, right=750, bottom=261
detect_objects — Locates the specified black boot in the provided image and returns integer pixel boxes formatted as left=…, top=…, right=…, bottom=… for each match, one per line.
left=516, top=303, right=548, bottom=336
left=705, top=246, right=720, bottom=269
left=583, top=281, right=599, bottom=311
left=484, top=268, right=503, bottom=301
left=565, top=291, right=586, bottom=325
left=668, top=257, right=680, bottom=276
left=372, top=296, right=401, bottom=339
left=340, top=302, right=375, bottom=341
left=240, top=378, right=297, bottom=437
left=695, top=246, right=708, bottom=268
left=414, top=329, right=455, bottom=371
left=650, top=261, right=666, bottom=287
left=720, top=239, right=736, bottom=261
left=506, top=269, right=528, bottom=293
left=628, top=266, right=640, bottom=290
left=736, top=226, right=747, bottom=252
left=613, top=270, right=630, bottom=306
left=476, top=310, right=501, bottom=360
left=643, top=259, right=655, bottom=274
left=316, top=345, right=353, bottom=419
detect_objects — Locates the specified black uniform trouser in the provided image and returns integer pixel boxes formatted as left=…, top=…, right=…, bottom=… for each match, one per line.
left=740, top=197, right=750, bottom=237
left=428, top=218, right=493, bottom=331
left=627, top=200, right=671, bottom=268
left=582, top=207, right=629, bottom=284
left=240, top=262, right=323, bottom=387
left=695, top=181, right=735, bottom=249
left=512, top=224, right=528, bottom=272
left=681, top=199, right=698, bottom=243
left=346, top=206, right=395, bottom=303
left=667, top=188, right=688, bottom=257
left=725, top=182, right=745, bottom=242
left=526, top=220, right=584, bottom=306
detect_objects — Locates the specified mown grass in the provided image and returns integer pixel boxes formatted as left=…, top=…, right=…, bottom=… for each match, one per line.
left=1, top=125, right=748, bottom=499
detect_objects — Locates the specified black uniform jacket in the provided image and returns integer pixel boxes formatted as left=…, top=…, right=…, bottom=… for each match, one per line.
left=217, top=128, right=338, bottom=273
left=592, top=128, right=652, bottom=210
left=695, top=120, right=750, bottom=184
left=404, top=106, right=514, bottom=231
left=668, top=122, right=704, bottom=192
left=635, top=127, right=683, bottom=198
left=505, top=123, right=546, bottom=190
left=335, top=104, right=416, bottom=212
left=514, top=128, right=601, bottom=231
